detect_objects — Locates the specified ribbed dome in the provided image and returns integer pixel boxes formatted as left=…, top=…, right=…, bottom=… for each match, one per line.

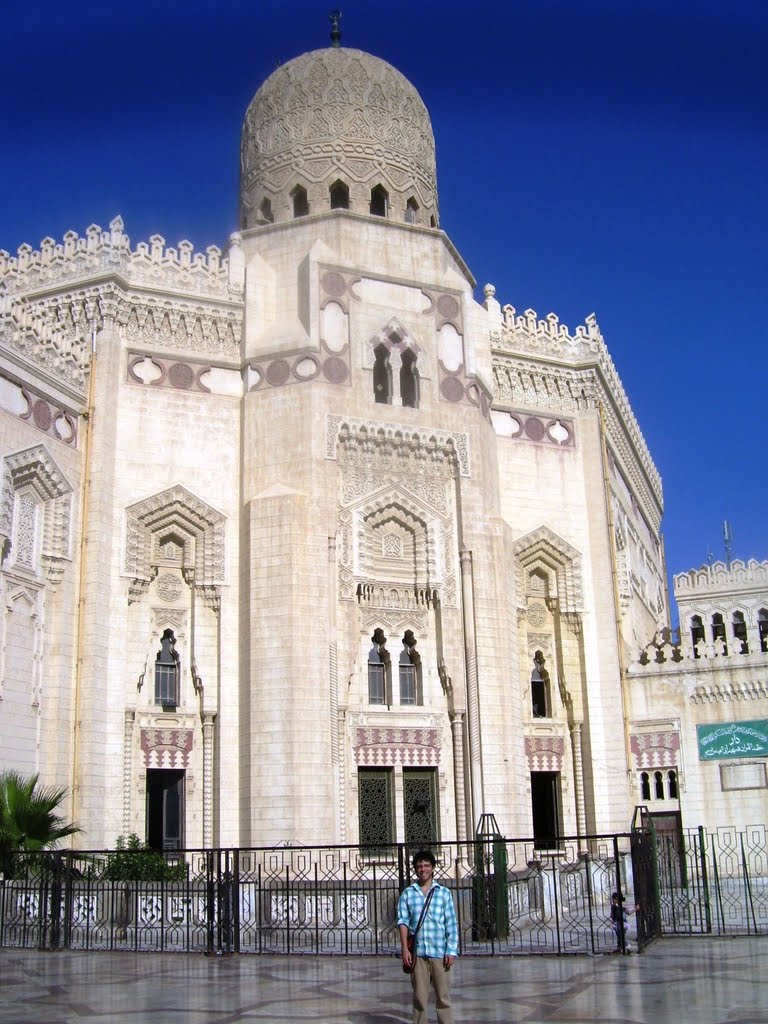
left=240, top=47, right=438, bottom=229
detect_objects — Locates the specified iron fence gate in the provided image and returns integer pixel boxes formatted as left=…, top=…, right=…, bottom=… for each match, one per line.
left=657, top=824, right=768, bottom=936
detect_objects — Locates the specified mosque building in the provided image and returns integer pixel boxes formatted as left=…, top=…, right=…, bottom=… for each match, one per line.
left=0, top=38, right=765, bottom=851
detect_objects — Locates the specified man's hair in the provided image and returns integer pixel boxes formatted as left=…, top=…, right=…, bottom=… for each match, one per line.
left=412, top=849, right=437, bottom=868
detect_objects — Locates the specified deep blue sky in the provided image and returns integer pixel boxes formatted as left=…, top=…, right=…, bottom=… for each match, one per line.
left=3, top=0, right=766, bottom=597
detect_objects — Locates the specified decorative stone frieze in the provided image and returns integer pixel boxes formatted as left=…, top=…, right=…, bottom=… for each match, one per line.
left=140, top=726, right=194, bottom=769
left=630, top=730, right=680, bottom=769
left=354, top=725, right=440, bottom=766
left=525, top=734, right=565, bottom=772
left=326, top=414, right=469, bottom=477
left=491, top=408, right=575, bottom=448
left=247, top=339, right=350, bottom=391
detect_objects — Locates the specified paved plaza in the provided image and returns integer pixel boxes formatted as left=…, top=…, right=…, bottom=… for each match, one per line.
left=0, top=937, right=766, bottom=1024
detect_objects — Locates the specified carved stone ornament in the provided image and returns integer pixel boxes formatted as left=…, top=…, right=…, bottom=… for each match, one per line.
left=125, top=484, right=226, bottom=589
left=514, top=526, right=583, bottom=615
left=240, top=47, right=438, bottom=227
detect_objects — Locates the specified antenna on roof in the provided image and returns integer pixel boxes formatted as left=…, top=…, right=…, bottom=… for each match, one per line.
left=723, top=520, right=733, bottom=568
left=706, top=545, right=714, bottom=567
left=329, top=9, right=342, bottom=47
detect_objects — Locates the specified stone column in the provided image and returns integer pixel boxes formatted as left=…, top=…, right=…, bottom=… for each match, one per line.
left=450, top=711, right=467, bottom=843
left=123, top=708, right=135, bottom=836
left=202, top=713, right=216, bottom=847
left=570, top=721, right=586, bottom=842
left=460, top=548, right=483, bottom=827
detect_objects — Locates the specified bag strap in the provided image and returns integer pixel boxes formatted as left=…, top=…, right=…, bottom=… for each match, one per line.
left=412, top=885, right=436, bottom=940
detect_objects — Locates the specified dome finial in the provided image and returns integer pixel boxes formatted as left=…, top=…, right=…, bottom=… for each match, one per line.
left=329, top=9, right=342, bottom=47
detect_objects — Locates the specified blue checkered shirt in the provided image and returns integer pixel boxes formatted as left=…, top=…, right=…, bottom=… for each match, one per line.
left=397, top=881, right=459, bottom=959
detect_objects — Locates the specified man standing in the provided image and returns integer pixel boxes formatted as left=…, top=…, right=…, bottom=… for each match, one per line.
left=397, top=849, right=459, bottom=1024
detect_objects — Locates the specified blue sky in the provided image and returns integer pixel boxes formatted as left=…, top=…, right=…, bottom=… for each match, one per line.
left=3, top=0, right=766, bottom=601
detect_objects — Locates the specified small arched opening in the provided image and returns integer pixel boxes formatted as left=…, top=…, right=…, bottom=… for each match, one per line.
left=291, top=185, right=309, bottom=218
left=370, top=184, right=389, bottom=218
left=373, top=344, right=392, bottom=404
left=330, top=180, right=350, bottom=210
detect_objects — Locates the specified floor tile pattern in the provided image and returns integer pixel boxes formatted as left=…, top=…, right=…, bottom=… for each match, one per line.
left=0, top=938, right=766, bottom=1024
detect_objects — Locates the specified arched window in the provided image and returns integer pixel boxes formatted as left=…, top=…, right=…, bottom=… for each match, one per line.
left=370, top=184, right=388, bottom=217
left=711, top=612, right=728, bottom=654
left=758, top=609, right=768, bottom=653
left=404, top=197, right=419, bottom=224
left=155, top=629, right=179, bottom=707
left=399, top=631, right=421, bottom=705
left=690, top=615, right=705, bottom=657
left=429, top=215, right=436, bottom=228
left=373, top=344, right=392, bottom=404
left=330, top=180, right=349, bottom=210
left=640, top=773, right=651, bottom=801
left=732, top=611, right=749, bottom=654
left=667, top=770, right=678, bottom=799
left=654, top=771, right=664, bottom=800
left=367, top=628, right=390, bottom=705
left=258, top=197, right=274, bottom=224
left=531, top=652, right=550, bottom=718
left=291, top=185, right=309, bottom=218
left=400, top=348, right=419, bottom=409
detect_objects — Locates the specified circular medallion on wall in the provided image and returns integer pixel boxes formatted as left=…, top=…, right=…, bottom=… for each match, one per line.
left=524, top=416, right=545, bottom=441
left=294, top=356, right=320, bottom=380
left=156, top=574, right=184, bottom=603
left=436, top=294, right=460, bottom=320
left=168, top=362, right=195, bottom=390
left=440, top=377, right=464, bottom=402
left=265, top=359, right=291, bottom=386
left=527, top=602, right=547, bottom=627
left=322, top=271, right=346, bottom=298
left=323, top=356, right=349, bottom=384
left=32, top=400, right=52, bottom=430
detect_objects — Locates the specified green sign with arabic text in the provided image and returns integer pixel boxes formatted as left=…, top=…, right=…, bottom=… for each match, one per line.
left=697, top=720, right=768, bottom=761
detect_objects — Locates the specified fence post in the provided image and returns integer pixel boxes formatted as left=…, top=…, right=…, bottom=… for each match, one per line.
left=697, top=827, right=712, bottom=934
left=739, top=832, right=758, bottom=935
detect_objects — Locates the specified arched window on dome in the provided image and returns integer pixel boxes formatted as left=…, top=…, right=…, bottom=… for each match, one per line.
left=405, top=197, right=419, bottom=224
left=370, top=184, right=388, bottom=218
left=291, top=185, right=309, bottom=218
left=373, top=344, right=392, bottom=404
left=429, top=215, right=437, bottom=228
left=690, top=615, right=705, bottom=657
left=330, top=180, right=350, bottom=210
left=400, top=348, right=419, bottom=409
left=732, top=611, right=749, bottom=654
left=258, top=197, right=274, bottom=224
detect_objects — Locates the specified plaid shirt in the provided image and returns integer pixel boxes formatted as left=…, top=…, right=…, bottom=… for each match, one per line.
left=397, top=881, right=459, bottom=958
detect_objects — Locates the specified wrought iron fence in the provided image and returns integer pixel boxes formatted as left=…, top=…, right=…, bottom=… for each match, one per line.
left=0, top=834, right=646, bottom=955
left=657, top=824, right=768, bottom=936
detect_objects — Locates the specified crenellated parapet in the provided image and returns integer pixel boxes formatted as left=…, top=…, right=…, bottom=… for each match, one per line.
left=675, top=559, right=768, bottom=598
left=488, top=296, right=662, bottom=531
left=0, top=220, right=245, bottom=397
left=0, top=217, right=243, bottom=301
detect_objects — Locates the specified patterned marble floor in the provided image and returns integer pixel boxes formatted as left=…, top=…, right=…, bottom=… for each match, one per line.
left=0, top=938, right=766, bottom=1024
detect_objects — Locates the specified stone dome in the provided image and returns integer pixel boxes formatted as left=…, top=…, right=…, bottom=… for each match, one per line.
left=240, top=47, right=438, bottom=229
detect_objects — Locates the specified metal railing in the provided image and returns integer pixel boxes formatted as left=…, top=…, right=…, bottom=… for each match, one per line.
left=0, top=834, right=646, bottom=955
left=1, top=825, right=763, bottom=956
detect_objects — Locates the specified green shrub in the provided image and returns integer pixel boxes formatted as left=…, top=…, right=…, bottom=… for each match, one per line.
left=103, top=834, right=187, bottom=882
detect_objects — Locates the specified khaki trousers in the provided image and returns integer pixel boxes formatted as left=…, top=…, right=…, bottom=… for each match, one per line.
left=410, top=956, right=454, bottom=1024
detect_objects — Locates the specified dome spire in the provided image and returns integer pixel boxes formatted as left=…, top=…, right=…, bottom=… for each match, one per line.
left=329, top=9, right=342, bottom=47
